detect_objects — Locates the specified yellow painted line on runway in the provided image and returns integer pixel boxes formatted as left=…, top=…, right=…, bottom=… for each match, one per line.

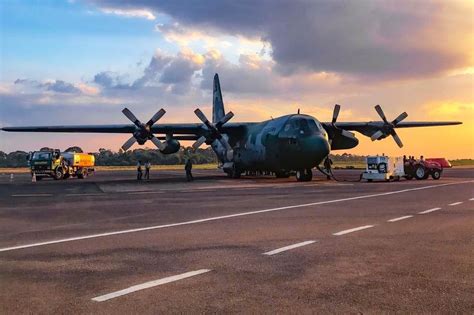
left=333, top=225, right=375, bottom=236
left=448, top=201, right=463, bottom=206
left=92, top=269, right=211, bottom=302
left=263, top=240, right=317, bottom=256
left=1, top=180, right=472, bottom=253
left=11, top=194, right=52, bottom=197
left=387, top=215, right=413, bottom=222
left=418, top=207, right=441, bottom=214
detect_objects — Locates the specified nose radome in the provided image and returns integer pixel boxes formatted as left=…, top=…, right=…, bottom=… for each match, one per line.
left=304, top=135, right=330, bottom=162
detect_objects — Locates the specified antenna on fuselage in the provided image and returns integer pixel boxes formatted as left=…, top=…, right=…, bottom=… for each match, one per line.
left=297, top=109, right=300, bottom=114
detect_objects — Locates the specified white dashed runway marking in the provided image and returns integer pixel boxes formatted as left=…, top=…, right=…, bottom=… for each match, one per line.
left=263, top=240, right=316, bottom=256
left=333, top=225, right=375, bottom=236
left=418, top=207, right=441, bottom=214
left=448, top=201, right=463, bottom=206
left=92, top=269, right=211, bottom=302
left=387, top=215, right=413, bottom=222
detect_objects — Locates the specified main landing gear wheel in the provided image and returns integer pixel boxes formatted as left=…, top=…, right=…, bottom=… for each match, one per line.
left=228, top=164, right=241, bottom=179
left=275, top=170, right=290, bottom=178
left=296, top=169, right=312, bottom=182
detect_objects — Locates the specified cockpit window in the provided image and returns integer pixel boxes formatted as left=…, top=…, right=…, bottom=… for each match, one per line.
left=282, top=117, right=322, bottom=136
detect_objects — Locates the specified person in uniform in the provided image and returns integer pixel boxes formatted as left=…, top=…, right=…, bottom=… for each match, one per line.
left=185, top=158, right=193, bottom=182
left=144, top=161, right=151, bottom=180
left=137, top=161, right=143, bottom=180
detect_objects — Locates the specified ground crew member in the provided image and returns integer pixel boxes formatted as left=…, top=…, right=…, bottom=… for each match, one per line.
left=144, top=161, right=151, bottom=180
left=324, top=157, right=333, bottom=180
left=185, top=158, right=193, bottom=182
left=137, top=161, right=143, bottom=180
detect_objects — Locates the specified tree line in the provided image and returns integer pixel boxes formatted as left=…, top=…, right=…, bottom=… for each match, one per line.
left=0, top=147, right=218, bottom=167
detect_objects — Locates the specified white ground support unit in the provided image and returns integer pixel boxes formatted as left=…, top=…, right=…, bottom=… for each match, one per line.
left=362, top=155, right=405, bottom=182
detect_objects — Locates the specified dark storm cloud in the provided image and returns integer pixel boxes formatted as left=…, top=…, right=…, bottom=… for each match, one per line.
left=14, top=78, right=81, bottom=94
left=90, top=0, right=470, bottom=79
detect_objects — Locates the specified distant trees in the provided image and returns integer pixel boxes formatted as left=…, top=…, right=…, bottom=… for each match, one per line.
left=0, top=151, right=29, bottom=167
left=0, top=146, right=218, bottom=167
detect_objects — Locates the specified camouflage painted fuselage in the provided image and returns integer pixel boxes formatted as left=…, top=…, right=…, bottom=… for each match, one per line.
left=212, top=114, right=330, bottom=173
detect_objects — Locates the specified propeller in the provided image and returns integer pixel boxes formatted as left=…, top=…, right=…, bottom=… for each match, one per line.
left=370, top=104, right=408, bottom=148
left=120, top=108, right=166, bottom=151
left=192, top=108, right=234, bottom=160
left=329, top=104, right=354, bottom=146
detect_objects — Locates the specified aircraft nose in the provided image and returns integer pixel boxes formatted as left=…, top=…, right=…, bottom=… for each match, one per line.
left=303, top=135, right=330, bottom=164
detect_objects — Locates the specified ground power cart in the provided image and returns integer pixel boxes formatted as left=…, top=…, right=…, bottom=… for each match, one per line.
left=362, top=155, right=404, bottom=182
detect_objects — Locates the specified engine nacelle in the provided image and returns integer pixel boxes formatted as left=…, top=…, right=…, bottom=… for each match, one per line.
left=160, top=139, right=180, bottom=154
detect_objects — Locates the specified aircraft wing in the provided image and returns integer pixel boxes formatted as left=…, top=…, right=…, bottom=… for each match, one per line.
left=1, top=122, right=254, bottom=141
left=330, top=121, right=462, bottom=137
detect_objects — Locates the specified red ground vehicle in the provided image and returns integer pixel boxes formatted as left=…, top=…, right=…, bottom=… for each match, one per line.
left=404, top=159, right=443, bottom=180
left=425, top=158, right=452, bottom=168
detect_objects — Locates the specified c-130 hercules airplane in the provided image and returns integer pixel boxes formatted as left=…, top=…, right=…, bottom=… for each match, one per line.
left=2, top=74, right=461, bottom=181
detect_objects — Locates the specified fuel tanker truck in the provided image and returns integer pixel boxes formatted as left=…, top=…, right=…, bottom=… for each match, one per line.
left=27, top=149, right=95, bottom=180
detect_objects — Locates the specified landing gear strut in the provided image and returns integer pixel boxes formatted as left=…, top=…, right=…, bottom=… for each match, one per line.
left=296, top=169, right=312, bottom=182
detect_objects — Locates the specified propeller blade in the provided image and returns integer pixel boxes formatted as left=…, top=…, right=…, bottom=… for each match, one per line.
left=146, top=108, right=166, bottom=127
left=391, top=130, right=404, bottom=148
left=194, top=108, right=210, bottom=124
left=218, top=137, right=233, bottom=152
left=150, top=136, right=166, bottom=151
left=332, top=104, right=341, bottom=124
left=122, top=108, right=141, bottom=127
left=374, top=105, right=388, bottom=123
left=370, top=130, right=384, bottom=141
left=392, top=112, right=408, bottom=125
left=226, top=149, right=234, bottom=161
left=192, top=136, right=207, bottom=151
left=218, top=111, right=234, bottom=126
left=121, top=136, right=137, bottom=151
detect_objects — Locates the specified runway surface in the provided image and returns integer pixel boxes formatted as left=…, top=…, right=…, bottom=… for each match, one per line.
left=0, top=168, right=473, bottom=313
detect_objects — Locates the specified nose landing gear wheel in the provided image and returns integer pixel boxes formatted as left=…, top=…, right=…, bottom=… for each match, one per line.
left=296, top=169, right=313, bottom=182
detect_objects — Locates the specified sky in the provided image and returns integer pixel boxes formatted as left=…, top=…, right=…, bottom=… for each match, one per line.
left=0, top=0, right=473, bottom=159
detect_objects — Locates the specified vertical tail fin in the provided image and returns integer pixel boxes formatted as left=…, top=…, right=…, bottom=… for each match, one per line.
left=212, top=73, right=225, bottom=123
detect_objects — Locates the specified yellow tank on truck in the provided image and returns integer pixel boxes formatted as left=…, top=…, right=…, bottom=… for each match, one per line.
left=62, top=152, right=95, bottom=167
left=71, top=153, right=95, bottom=167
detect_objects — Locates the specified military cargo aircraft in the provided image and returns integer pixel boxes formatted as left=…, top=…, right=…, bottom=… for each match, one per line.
left=1, top=74, right=461, bottom=181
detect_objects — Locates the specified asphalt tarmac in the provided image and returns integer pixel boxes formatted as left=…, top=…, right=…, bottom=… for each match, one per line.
left=0, top=168, right=473, bottom=313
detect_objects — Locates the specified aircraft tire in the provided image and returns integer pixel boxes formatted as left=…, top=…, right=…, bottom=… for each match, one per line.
left=296, top=169, right=312, bottom=182
left=275, top=171, right=290, bottom=178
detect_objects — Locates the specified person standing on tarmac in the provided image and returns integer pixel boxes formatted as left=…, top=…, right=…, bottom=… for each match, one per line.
left=185, top=158, right=193, bottom=182
left=137, top=161, right=143, bottom=180
left=144, top=161, right=151, bottom=180
left=324, top=157, right=333, bottom=180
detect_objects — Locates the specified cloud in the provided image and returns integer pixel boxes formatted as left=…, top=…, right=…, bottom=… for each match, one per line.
left=90, top=0, right=473, bottom=80
left=14, top=78, right=82, bottom=94
left=100, top=7, right=155, bottom=20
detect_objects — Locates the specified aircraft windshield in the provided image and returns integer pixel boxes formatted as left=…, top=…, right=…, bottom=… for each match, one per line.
left=32, top=152, right=51, bottom=160
left=282, top=117, right=322, bottom=136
